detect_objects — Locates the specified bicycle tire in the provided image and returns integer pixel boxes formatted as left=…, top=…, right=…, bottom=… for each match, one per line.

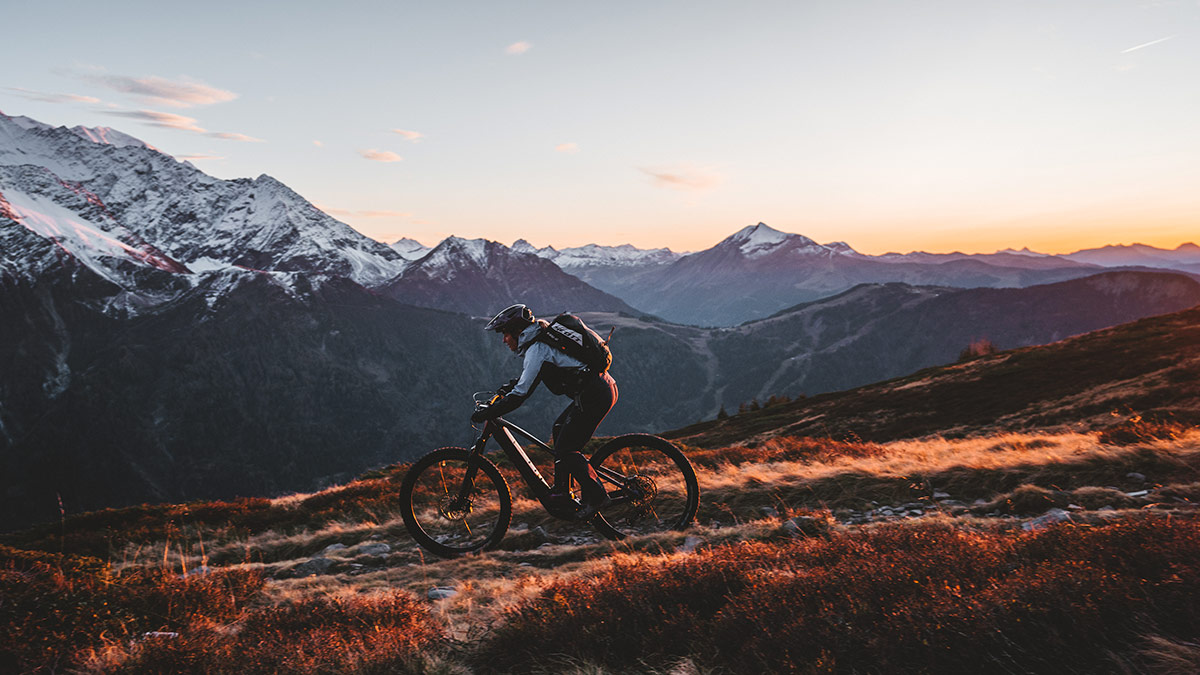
left=590, top=434, right=699, bottom=537
left=399, top=447, right=512, bottom=558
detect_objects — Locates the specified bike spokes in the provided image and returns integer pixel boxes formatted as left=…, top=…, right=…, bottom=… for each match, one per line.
left=592, top=435, right=699, bottom=536
left=400, top=448, right=512, bottom=557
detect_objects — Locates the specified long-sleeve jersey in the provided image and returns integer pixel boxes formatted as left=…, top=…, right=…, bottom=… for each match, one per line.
left=479, top=322, right=588, bottom=419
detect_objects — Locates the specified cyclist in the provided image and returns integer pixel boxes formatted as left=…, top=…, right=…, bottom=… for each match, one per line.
left=472, top=304, right=617, bottom=520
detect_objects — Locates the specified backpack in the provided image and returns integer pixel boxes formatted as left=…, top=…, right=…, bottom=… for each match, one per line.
left=536, top=313, right=612, bottom=374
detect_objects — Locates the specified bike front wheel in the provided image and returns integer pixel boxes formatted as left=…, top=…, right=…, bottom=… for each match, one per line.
left=590, top=434, right=699, bottom=537
left=399, top=447, right=512, bottom=558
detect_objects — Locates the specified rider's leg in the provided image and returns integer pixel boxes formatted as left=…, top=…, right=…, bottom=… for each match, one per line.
left=552, top=373, right=618, bottom=506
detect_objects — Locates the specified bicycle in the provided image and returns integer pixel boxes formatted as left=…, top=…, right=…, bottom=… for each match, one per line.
left=399, top=392, right=700, bottom=558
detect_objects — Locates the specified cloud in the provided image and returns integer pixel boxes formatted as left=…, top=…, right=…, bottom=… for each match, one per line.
left=640, top=164, right=724, bottom=191
left=105, top=109, right=206, bottom=132
left=81, top=73, right=237, bottom=108
left=313, top=140, right=324, bottom=147
left=360, top=149, right=403, bottom=162
left=205, top=131, right=264, bottom=142
left=1121, top=35, right=1176, bottom=53
left=4, top=87, right=100, bottom=104
left=555, top=142, right=580, bottom=153
left=391, top=129, right=424, bottom=141
left=506, top=41, right=532, bottom=55
left=102, top=109, right=263, bottom=141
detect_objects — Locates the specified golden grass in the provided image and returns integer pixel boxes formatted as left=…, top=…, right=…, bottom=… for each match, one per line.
left=8, top=426, right=1200, bottom=673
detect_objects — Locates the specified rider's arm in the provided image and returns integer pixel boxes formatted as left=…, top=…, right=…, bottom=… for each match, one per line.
left=472, top=343, right=549, bottom=420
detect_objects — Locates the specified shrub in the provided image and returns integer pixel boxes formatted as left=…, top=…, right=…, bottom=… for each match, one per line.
left=111, top=592, right=444, bottom=674
left=0, top=545, right=263, bottom=673
left=1099, top=415, right=1193, bottom=446
left=477, top=516, right=1200, bottom=674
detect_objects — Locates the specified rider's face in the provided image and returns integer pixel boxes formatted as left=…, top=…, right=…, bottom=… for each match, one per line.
left=502, top=331, right=519, bottom=352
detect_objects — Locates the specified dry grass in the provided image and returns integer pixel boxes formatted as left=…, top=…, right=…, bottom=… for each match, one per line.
left=5, top=425, right=1200, bottom=674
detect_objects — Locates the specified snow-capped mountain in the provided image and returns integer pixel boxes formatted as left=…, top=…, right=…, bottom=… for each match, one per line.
left=0, top=110, right=407, bottom=293
left=382, top=235, right=639, bottom=317
left=390, top=237, right=432, bottom=261
left=512, top=239, right=681, bottom=268
left=582, top=222, right=1134, bottom=326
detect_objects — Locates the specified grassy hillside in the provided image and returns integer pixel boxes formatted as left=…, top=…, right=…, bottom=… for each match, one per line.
left=4, top=306, right=1200, bottom=674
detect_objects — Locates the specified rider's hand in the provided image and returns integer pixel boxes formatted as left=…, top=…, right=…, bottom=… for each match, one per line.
left=471, top=406, right=491, bottom=423
left=498, top=378, right=518, bottom=395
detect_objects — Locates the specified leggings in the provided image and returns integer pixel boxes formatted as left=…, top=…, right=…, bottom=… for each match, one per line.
left=551, top=372, right=617, bottom=502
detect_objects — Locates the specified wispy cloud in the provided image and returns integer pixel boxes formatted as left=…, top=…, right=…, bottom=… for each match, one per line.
left=313, top=140, right=324, bottom=147
left=1121, top=35, right=1177, bottom=53
left=102, top=109, right=263, bottom=142
left=640, top=164, right=723, bottom=191
left=105, top=109, right=206, bottom=132
left=506, top=41, right=532, bottom=55
left=80, top=73, right=237, bottom=108
left=206, top=131, right=264, bottom=143
left=4, top=87, right=100, bottom=104
left=555, top=142, right=580, bottom=153
left=360, top=149, right=403, bottom=162
left=391, top=129, right=424, bottom=141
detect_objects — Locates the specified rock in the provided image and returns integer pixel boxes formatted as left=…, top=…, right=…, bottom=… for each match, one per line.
left=1067, top=503, right=1084, bottom=511
left=428, top=587, right=458, bottom=601
left=181, top=565, right=211, bottom=578
left=1098, top=505, right=1116, bottom=512
left=677, top=535, right=704, bottom=553
left=1126, top=472, right=1147, bottom=483
left=358, top=543, right=391, bottom=556
left=759, top=506, right=779, bottom=518
left=321, top=543, right=348, bottom=555
left=292, top=557, right=334, bottom=577
left=785, top=516, right=830, bottom=537
left=902, top=502, right=925, bottom=510
left=932, top=491, right=951, bottom=500
left=1124, top=489, right=1149, bottom=498
left=1023, top=508, right=1072, bottom=531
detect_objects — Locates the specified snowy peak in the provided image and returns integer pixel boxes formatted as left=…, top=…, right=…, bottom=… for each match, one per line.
left=719, top=223, right=829, bottom=259
left=513, top=238, right=680, bottom=269
left=69, top=125, right=155, bottom=150
left=1, top=110, right=407, bottom=293
left=390, top=237, right=432, bottom=260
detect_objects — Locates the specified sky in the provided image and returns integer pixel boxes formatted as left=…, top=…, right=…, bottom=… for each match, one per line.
left=2, top=0, right=1198, bottom=255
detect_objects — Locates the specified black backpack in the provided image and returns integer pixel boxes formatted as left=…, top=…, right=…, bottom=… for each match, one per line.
left=536, top=313, right=612, bottom=374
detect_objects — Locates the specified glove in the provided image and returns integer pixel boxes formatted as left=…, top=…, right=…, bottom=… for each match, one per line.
left=498, top=378, right=518, bottom=395
left=471, top=406, right=491, bottom=423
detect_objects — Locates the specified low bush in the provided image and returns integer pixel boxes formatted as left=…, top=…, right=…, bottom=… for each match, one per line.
left=107, top=592, right=444, bottom=674
left=0, top=545, right=263, bottom=673
left=1099, top=415, right=1193, bottom=446
left=476, top=515, right=1200, bottom=674
left=686, top=435, right=884, bottom=469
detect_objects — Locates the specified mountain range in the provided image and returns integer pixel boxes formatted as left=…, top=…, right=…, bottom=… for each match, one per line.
left=4, top=109, right=1199, bottom=528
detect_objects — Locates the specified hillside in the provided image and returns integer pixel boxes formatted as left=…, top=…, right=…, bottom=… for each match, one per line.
left=669, top=300, right=1200, bottom=448
left=3, top=307, right=1200, bottom=674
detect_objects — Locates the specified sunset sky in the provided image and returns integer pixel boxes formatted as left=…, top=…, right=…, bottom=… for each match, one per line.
left=4, top=0, right=1198, bottom=254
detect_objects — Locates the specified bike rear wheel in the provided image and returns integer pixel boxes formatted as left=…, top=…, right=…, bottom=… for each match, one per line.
left=590, top=434, right=699, bottom=537
left=399, top=447, right=512, bottom=558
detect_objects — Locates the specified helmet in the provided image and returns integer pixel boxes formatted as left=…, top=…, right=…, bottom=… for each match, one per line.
left=485, top=304, right=535, bottom=334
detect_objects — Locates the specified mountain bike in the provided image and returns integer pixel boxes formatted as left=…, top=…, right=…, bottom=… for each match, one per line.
left=399, top=392, right=700, bottom=558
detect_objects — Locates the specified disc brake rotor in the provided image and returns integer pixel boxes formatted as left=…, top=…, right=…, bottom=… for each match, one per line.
left=438, top=494, right=472, bottom=521
left=624, top=475, right=658, bottom=510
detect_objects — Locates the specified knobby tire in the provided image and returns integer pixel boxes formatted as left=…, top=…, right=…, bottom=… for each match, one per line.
left=399, top=447, right=512, bottom=558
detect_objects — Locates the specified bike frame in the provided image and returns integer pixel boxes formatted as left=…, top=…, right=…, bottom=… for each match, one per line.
left=463, top=415, right=630, bottom=520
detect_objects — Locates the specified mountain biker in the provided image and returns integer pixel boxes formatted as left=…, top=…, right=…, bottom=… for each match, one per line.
left=472, top=304, right=617, bottom=520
